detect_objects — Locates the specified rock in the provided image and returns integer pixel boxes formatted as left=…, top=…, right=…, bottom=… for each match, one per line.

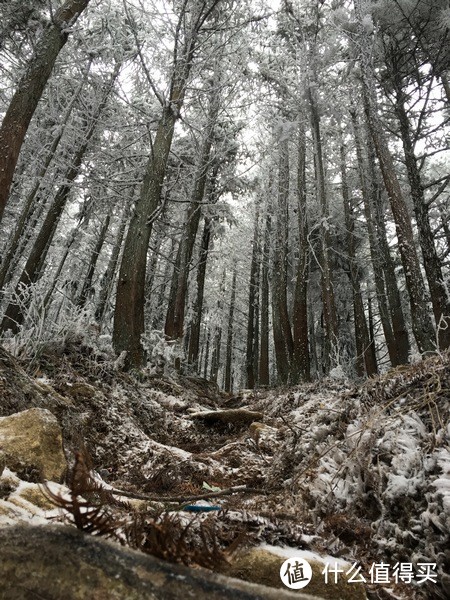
left=0, top=468, right=66, bottom=525
left=190, top=409, right=264, bottom=426
left=248, top=421, right=277, bottom=441
left=221, top=548, right=367, bottom=600
left=57, top=381, right=97, bottom=400
left=0, top=408, right=67, bottom=482
left=0, top=468, right=18, bottom=500
left=0, top=525, right=324, bottom=600
left=12, top=484, right=56, bottom=511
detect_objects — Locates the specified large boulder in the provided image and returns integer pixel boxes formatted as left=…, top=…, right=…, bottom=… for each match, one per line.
left=0, top=408, right=67, bottom=481
left=0, top=525, right=324, bottom=600
left=221, top=547, right=367, bottom=600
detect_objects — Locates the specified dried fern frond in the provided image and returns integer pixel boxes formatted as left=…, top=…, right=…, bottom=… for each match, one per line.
left=43, top=451, right=244, bottom=569
left=127, top=512, right=240, bottom=569
left=42, top=452, right=126, bottom=541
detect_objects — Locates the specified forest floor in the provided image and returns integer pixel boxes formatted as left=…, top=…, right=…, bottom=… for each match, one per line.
left=0, top=337, right=449, bottom=600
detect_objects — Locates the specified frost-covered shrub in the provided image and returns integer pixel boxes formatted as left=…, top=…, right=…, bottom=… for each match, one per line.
left=141, top=330, right=183, bottom=375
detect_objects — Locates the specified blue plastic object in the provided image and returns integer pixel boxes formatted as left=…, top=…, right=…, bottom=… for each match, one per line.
left=182, top=505, right=221, bottom=512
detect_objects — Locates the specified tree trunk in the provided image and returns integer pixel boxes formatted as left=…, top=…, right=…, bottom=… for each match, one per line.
left=95, top=198, right=132, bottom=326
left=340, top=141, right=377, bottom=377
left=393, top=80, right=450, bottom=349
left=0, top=0, right=91, bottom=222
left=224, top=269, right=237, bottom=393
left=0, top=62, right=91, bottom=290
left=201, top=327, right=210, bottom=380
left=144, top=222, right=166, bottom=330
left=187, top=217, right=212, bottom=370
left=365, top=118, right=410, bottom=364
left=271, top=139, right=293, bottom=384
left=439, top=204, right=450, bottom=249
left=209, top=326, right=222, bottom=384
left=0, top=67, right=118, bottom=334
left=164, top=84, right=220, bottom=343
left=245, top=203, right=260, bottom=389
left=77, top=215, right=111, bottom=309
left=308, top=87, right=337, bottom=371
left=150, top=237, right=177, bottom=332
left=258, top=209, right=270, bottom=386
left=187, top=162, right=221, bottom=370
left=209, top=270, right=226, bottom=383
left=113, top=105, right=177, bottom=367
left=113, top=1, right=215, bottom=368
left=308, top=297, right=319, bottom=378
left=41, top=219, right=85, bottom=314
left=367, top=296, right=377, bottom=363
left=355, top=0, right=435, bottom=354
left=291, top=124, right=310, bottom=383
left=350, top=105, right=406, bottom=366
left=440, top=73, right=450, bottom=104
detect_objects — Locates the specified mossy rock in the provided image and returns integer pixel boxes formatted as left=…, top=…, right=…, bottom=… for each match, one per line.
left=0, top=525, right=323, bottom=600
left=15, top=485, right=55, bottom=511
left=0, top=408, right=67, bottom=482
left=222, top=548, right=367, bottom=600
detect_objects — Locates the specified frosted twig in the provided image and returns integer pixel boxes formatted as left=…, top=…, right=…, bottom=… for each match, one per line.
left=109, top=484, right=264, bottom=504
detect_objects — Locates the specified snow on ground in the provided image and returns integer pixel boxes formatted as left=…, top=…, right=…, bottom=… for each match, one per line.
left=1, top=343, right=449, bottom=599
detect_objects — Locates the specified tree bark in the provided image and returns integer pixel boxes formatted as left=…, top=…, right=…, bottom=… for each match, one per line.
left=350, top=106, right=402, bottom=366
left=245, top=203, right=260, bottom=389
left=95, top=198, right=132, bottom=326
left=41, top=213, right=87, bottom=314
left=364, top=117, right=411, bottom=365
left=202, top=327, right=210, bottom=380
left=77, top=215, right=111, bottom=309
left=186, top=161, right=221, bottom=369
left=164, top=83, right=220, bottom=343
left=0, top=0, right=91, bottom=223
left=340, top=141, right=377, bottom=377
left=271, top=139, right=293, bottom=384
left=308, top=87, right=337, bottom=371
left=209, top=326, right=222, bottom=384
left=113, top=1, right=220, bottom=368
left=291, top=124, right=310, bottom=382
left=113, top=105, right=177, bottom=367
left=224, top=269, right=237, bottom=393
left=258, top=209, right=270, bottom=386
left=209, top=270, right=226, bottom=383
left=187, top=217, right=212, bottom=370
left=440, top=73, right=450, bottom=104
left=0, top=62, right=91, bottom=290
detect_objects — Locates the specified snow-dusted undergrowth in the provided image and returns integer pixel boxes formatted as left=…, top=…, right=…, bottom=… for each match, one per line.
left=1, top=342, right=449, bottom=599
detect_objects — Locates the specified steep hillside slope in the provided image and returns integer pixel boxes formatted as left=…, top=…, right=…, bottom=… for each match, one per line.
left=0, top=341, right=448, bottom=599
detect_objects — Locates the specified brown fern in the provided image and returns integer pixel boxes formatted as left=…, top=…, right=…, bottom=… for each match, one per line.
left=127, top=512, right=243, bottom=569
left=43, top=451, right=244, bottom=569
left=42, top=452, right=126, bottom=541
